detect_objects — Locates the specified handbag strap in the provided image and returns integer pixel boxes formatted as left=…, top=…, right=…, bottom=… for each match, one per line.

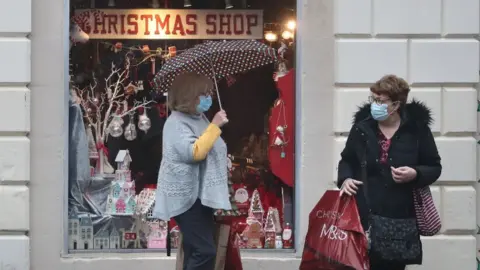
left=360, top=152, right=371, bottom=211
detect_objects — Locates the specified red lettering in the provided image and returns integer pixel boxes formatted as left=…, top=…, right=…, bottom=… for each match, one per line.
left=185, top=14, right=197, bottom=35
left=154, top=14, right=171, bottom=35
left=206, top=14, right=216, bottom=34
left=105, top=15, right=118, bottom=34
left=172, top=15, right=185, bottom=36
left=219, top=14, right=232, bottom=35
left=120, top=14, right=126, bottom=34
left=246, top=15, right=258, bottom=35
left=127, top=14, right=138, bottom=35
left=93, top=15, right=103, bottom=34
left=100, top=15, right=107, bottom=34
left=140, top=14, right=153, bottom=35
left=233, top=14, right=244, bottom=35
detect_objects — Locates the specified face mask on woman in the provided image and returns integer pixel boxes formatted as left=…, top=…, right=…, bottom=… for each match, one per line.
left=196, top=95, right=212, bottom=113
left=370, top=103, right=390, bottom=121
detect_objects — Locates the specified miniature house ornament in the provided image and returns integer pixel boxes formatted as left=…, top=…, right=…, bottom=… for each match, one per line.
left=106, top=150, right=136, bottom=216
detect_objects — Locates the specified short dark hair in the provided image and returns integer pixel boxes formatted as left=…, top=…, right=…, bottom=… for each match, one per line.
left=168, top=72, right=213, bottom=114
left=370, top=75, right=410, bottom=104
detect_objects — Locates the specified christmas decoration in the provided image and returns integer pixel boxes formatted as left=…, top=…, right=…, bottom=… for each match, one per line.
left=282, top=222, right=293, bottom=249
left=105, top=150, right=137, bottom=216
left=124, top=114, right=138, bottom=141
left=249, top=189, right=264, bottom=223
left=113, top=42, right=123, bottom=53
left=242, top=212, right=264, bottom=248
left=138, top=109, right=152, bottom=132
left=68, top=213, right=94, bottom=250
left=73, top=59, right=154, bottom=175
left=146, top=220, right=167, bottom=249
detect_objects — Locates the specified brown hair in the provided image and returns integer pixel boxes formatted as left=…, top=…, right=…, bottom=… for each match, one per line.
left=370, top=75, right=410, bottom=104
left=168, top=72, right=213, bottom=114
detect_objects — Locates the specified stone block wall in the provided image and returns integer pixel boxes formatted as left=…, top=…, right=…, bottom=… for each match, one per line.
left=0, top=0, right=31, bottom=270
left=333, top=0, right=478, bottom=269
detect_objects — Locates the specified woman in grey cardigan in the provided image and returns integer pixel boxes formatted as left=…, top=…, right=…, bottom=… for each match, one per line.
left=153, top=72, right=231, bottom=270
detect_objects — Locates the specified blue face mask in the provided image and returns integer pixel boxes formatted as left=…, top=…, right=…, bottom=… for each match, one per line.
left=370, top=103, right=389, bottom=121
left=196, top=95, right=212, bottom=113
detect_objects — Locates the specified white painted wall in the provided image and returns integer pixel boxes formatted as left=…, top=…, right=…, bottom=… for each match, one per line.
left=0, top=0, right=31, bottom=269
left=0, top=0, right=469, bottom=269
left=334, top=0, right=479, bottom=269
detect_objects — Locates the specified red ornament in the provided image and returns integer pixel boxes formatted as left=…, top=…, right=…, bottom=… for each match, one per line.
left=142, top=45, right=150, bottom=54
left=113, top=42, right=123, bottom=53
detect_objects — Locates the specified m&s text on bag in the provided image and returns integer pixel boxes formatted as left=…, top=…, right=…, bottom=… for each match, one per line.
left=320, top=224, right=347, bottom=241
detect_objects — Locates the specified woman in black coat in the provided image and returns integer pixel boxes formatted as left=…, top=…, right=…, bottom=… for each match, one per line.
left=337, top=75, right=442, bottom=270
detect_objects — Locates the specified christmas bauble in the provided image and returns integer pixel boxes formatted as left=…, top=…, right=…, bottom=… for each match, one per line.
left=109, top=124, right=123, bottom=137
left=124, top=124, right=137, bottom=141
left=138, top=113, right=151, bottom=132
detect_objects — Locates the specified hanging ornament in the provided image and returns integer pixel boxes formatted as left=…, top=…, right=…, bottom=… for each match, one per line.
left=142, top=45, right=150, bottom=54
left=113, top=42, right=123, bottom=53
left=138, top=109, right=151, bottom=132
left=124, top=114, right=137, bottom=141
left=168, top=46, right=177, bottom=57
left=137, top=80, right=144, bottom=91
left=150, top=57, right=156, bottom=74
left=108, top=0, right=115, bottom=7
left=125, top=82, right=138, bottom=95
left=109, top=124, right=123, bottom=138
left=225, top=0, right=234, bottom=9
left=108, top=115, right=124, bottom=138
left=156, top=47, right=163, bottom=57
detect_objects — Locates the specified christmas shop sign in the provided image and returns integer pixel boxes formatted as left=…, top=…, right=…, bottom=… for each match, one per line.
left=74, top=9, right=263, bottom=40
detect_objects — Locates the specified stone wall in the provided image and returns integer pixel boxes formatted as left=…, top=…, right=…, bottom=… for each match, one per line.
left=333, top=0, right=478, bottom=269
left=0, top=0, right=31, bottom=269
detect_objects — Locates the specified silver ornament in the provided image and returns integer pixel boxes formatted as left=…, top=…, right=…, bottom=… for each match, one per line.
left=124, top=114, right=137, bottom=141
left=138, top=110, right=151, bottom=132
left=124, top=124, right=137, bottom=141
left=109, top=124, right=123, bottom=137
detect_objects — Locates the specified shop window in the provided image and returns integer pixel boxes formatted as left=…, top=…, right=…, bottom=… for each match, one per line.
left=68, top=0, right=296, bottom=253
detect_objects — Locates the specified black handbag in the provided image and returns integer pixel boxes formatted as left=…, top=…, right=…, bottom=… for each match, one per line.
left=361, top=158, right=422, bottom=263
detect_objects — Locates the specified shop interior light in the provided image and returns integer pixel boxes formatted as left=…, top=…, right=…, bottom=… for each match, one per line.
left=108, top=0, right=115, bottom=7
left=264, top=32, right=278, bottom=42
left=286, top=20, right=296, bottom=31
left=281, top=30, right=293, bottom=40
left=225, top=0, right=234, bottom=9
left=184, top=0, right=192, bottom=7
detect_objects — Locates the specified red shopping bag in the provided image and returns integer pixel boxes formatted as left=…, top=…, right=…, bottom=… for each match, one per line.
left=300, top=190, right=369, bottom=270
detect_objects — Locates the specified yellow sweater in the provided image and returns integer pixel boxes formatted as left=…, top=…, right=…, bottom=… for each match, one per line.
left=192, top=123, right=222, bottom=161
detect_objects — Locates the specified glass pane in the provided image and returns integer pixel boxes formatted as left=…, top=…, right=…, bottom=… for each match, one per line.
left=68, top=0, right=297, bottom=253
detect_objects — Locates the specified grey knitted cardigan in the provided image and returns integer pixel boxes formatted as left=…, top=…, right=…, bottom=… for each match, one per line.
left=153, top=111, right=231, bottom=220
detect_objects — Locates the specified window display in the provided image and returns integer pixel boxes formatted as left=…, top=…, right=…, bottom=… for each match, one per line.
left=68, top=0, right=296, bottom=254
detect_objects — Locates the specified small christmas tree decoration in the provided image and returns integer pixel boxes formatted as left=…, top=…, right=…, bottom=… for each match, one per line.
left=249, top=189, right=264, bottom=223
left=264, top=207, right=278, bottom=249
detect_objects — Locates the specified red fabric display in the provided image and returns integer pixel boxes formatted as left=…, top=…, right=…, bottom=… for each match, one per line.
left=300, top=190, right=369, bottom=270
left=269, top=69, right=295, bottom=187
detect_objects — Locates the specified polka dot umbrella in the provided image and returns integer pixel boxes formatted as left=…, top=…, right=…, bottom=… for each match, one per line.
left=153, top=40, right=278, bottom=110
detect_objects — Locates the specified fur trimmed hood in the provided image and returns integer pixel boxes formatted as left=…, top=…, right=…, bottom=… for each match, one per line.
left=353, top=99, right=433, bottom=127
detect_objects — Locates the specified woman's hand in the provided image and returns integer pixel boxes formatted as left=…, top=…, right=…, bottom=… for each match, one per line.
left=391, top=166, right=417, bottom=183
left=212, top=110, right=229, bottom=127
left=340, top=178, right=363, bottom=196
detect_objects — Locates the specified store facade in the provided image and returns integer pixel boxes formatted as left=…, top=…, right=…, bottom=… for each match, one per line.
left=0, top=0, right=477, bottom=269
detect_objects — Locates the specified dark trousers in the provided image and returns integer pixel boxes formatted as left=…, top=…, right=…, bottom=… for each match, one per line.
left=370, top=258, right=406, bottom=270
left=174, top=199, right=216, bottom=270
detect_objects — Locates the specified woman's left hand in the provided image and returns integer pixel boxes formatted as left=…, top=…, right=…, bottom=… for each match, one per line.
left=391, top=166, right=417, bottom=183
